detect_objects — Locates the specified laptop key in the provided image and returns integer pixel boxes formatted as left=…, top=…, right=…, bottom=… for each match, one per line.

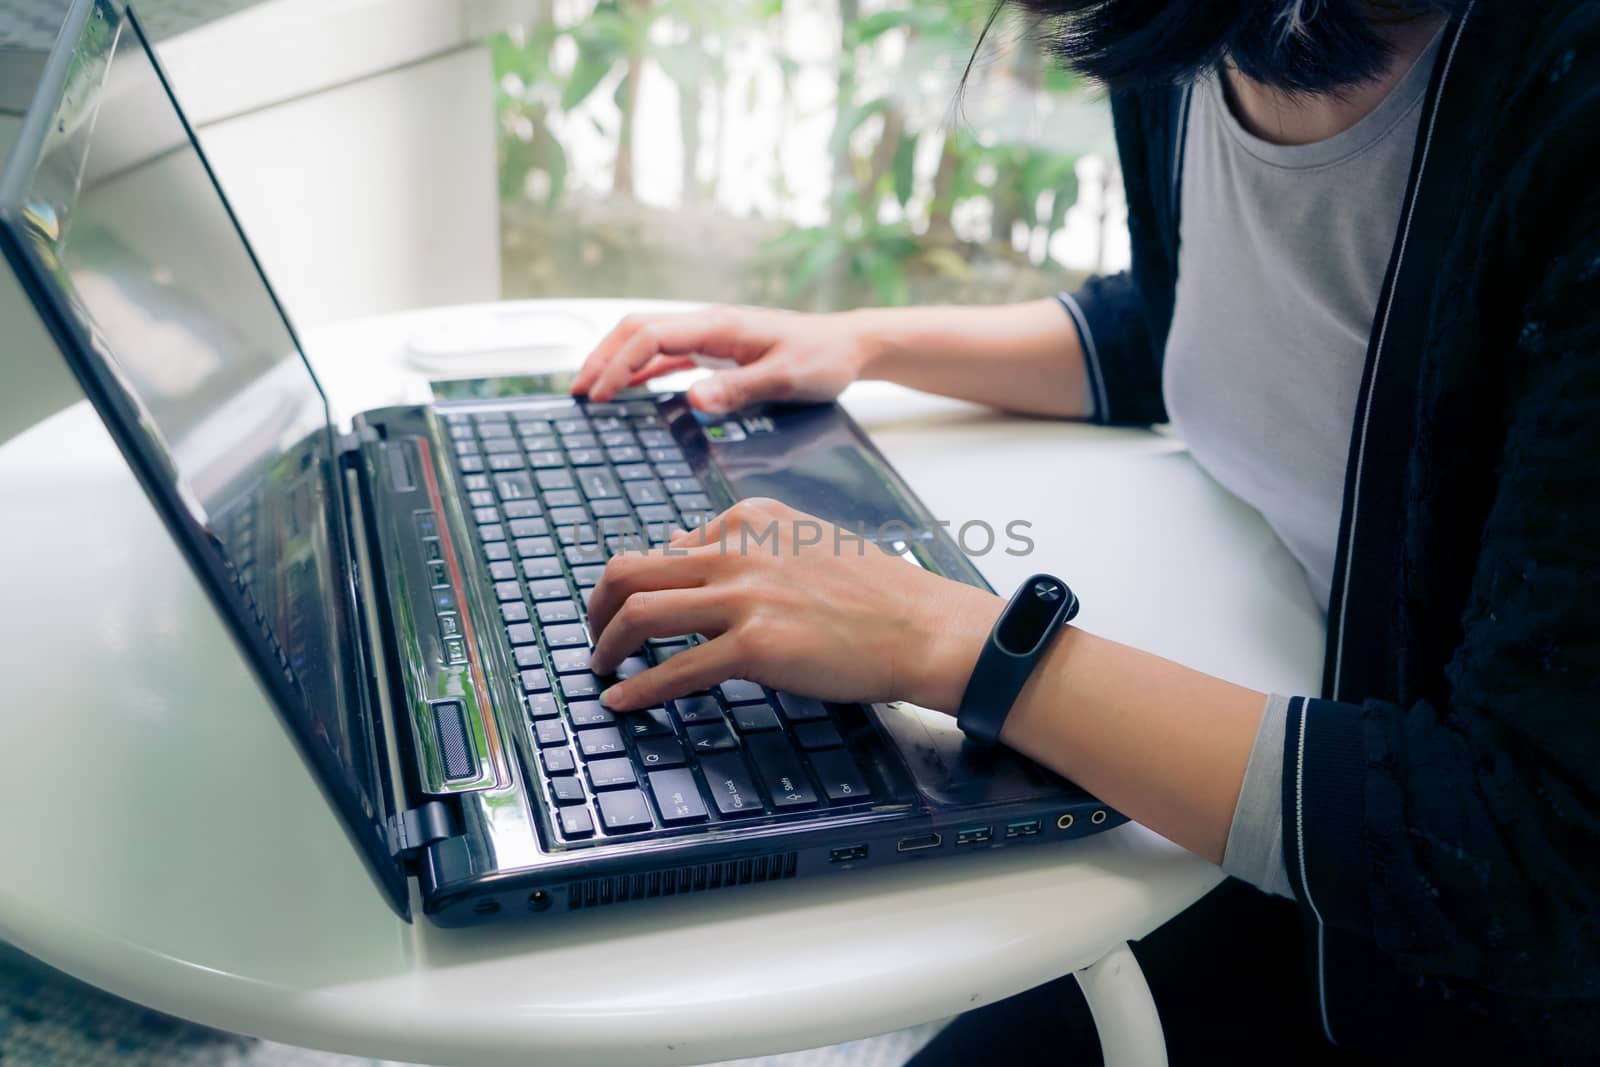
left=686, top=721, right=737, bottom=753
left=495, top=580, right=523, bottom=602
left=537, top=599, right=581, bottom=624
left=548, top=506, right=589, bottom=527
left=536, top=468, right=575, bottom=491
left=534, top=720, right=567, bottom=747
left=521, top=668, right=551, bottom=693
left=473, top=506, right=499, bottom=524
left=624, top=707, right=674, bottom=738
left=468, top=490, right=496, bottom=509
left=527, top=692, right=560, bottom=720
left=551, top=647, right=592, bottom=674
left=528, top=450, right=565, bottom=469
left=523, top=557, right=563, bottom=581
left=576, top=727, right=626, bottom=759
left=671, top=694, right=723, bottom=725
left=458, top=455, right=485, bottom=473
left=596, top=789, right=653, bottom=832
left=544, top=623, right=588, bottom=648
left=494, top=472, right=535, bottom=500
left=464, top=474, right=491, bottom=492
left=587, top=758, right=637, bottom=790
left=502, top=499, right=541, bottom=519
left=483, top=436, right=521, bottom=454
left=648, top=769, right=708, bottom=825
left=647, top=446, right=684, bottom=464
left=776, top=692, right=830, bottom=722
left=488, top=453, right=524, bottom=471
left=562, top=672, right=603, bottom=700
left=607, top=445, right=645, bottom=464
left=529, top=578, right=572, bottom=602
left=699, top=753, right=765, bottom=817
left=636, top=504, right=676, bottom=525
left=542, top=749, right=576, bottom=776
left=654, top=462, right=692, bottom=479
left=662, top=476, right=704, bottom=495
left=719, top=679, right=766, bottom=704
left=566, top=448, right=605, bottom=467
left=545, top=490, right=583, bottom=509
left=615, top=656, right=649, bottom=679
left=615, top=462, right=653, bottom=481
left=674, top=493, right=713, bottom=515
left=568, top=700, right=615, bottom=728
left=550, top=776, right=586, bottom=805
left=599, top=429, right=633, bottom=447
left=571, top=564, right=606, bottom=588
left=626, top=481, right=666, bottom=506
left=745, top=734, right=819, bottom=809
left=808, top=748, right=871, bottom=803
left=579, top=469, right=622, bottom=500
left=730, top=703, right=781, bottom=733
left=489, top=560, right=517, bottom=582
left=506, top=622, right=537, bottom=645
left=635, top=737, right=686, bottom=769
left=508, top=517, right=549, bottom=538
left=516, top=536, right=556, bottom=558
left=564, top=545, right=606, bottom=566
left=502, top=601, right=529, bottom=624
left=559, top=807, right=595, bottom=838
left=514, top=645, right=544, bottom=669
left=793, top=721, right=844, bottom=750
left=590, top=498, right=631, bottom=517
left=484, top=541, right=511, bottom=562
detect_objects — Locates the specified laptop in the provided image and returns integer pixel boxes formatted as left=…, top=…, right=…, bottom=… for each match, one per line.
left=0, top=0, right=1123, bottom=926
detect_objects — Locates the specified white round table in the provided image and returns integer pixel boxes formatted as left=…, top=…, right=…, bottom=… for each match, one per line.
left=0, top=299, right=1325, bottom=1067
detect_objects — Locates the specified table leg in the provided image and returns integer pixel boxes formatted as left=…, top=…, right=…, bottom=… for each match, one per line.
left=1074, top=942, right=1168, bottom=1067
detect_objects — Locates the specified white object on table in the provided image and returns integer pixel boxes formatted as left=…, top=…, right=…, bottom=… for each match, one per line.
left=0, top=300, right=1324, bottom=1067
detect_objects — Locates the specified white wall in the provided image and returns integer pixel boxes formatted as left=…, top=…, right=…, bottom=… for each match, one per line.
left=153, top=0, right=517, bottom=328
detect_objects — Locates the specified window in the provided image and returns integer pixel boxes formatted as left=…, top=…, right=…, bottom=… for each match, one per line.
left=493, top=0, right=1127, bottom=310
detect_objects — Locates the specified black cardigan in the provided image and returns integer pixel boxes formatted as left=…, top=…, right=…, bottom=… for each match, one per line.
left=1063, top=1, right=1600, bottom=1057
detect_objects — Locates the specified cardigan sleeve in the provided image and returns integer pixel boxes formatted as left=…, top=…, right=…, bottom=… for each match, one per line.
left=1056, top=275, right=1168, bottom=426
left=1281, top=51, right=1600, bottom=992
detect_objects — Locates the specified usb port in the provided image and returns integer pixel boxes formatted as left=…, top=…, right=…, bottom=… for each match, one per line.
left=896, top=833, right=943, bottom=852
left=955, top=826, right=993, bottom=846
left=1004, top=819, right=1042, bottom=839
left=829, top=844, right=868, bottom=863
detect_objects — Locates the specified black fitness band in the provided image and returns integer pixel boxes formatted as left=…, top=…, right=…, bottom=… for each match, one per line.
left=956, top=574, right=1079, bottom=745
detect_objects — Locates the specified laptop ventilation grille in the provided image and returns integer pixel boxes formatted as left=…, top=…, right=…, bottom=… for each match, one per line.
left=567, top=852, right=799, bottom=910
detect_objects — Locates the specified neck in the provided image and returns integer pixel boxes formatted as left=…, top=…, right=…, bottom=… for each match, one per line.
left=1222, top=14, right=1445, bottom=146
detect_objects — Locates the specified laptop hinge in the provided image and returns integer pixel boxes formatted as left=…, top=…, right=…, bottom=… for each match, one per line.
left=388, top=800, right=458, bottom=864
left=335, top=424, right=379, bottom=458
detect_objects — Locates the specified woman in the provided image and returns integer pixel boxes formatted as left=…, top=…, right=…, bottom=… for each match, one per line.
left=572, top=0, right=1599, bottom=1060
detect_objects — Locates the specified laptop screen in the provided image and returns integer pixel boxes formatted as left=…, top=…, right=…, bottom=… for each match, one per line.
left=0, top=1, right=406, bottom=913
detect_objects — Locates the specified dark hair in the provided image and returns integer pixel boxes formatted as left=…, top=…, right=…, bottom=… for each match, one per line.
left=1003, top=0, right=1469, bottom=94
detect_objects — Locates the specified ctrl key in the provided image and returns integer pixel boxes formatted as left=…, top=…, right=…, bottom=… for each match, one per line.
left=597, top=789, right=654, bottom=833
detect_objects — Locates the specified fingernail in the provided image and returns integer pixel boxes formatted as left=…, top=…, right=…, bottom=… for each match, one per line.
left=599, top=686, right=618, bottom=708
left=690, top=383, right=723, bottom=411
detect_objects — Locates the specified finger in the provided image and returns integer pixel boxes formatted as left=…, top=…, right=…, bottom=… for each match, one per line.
left=590, top=309, right=765, bottom=401
left=590, top=587, right=730, bottom=675
left=626, top=354, right=698, bottom=387
left=600, top=636, right=744, bottom=711
left=687, top=360, right=792, bottom=414
left=585, top=546, right=714, bottom=642
left=571, top=314, right=654, bottom=396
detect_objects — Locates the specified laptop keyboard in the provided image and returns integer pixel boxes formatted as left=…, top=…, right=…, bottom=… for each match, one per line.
left=442, top=402, right=874, bottom=844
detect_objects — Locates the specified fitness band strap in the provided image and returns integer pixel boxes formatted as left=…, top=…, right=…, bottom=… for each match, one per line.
left=956, top=573, right=1079, bottom=746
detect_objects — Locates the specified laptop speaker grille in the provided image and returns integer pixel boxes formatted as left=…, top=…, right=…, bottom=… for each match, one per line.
left=567, top=852, right=798, bottom=910
left=431, top=700, right=477, bottom=781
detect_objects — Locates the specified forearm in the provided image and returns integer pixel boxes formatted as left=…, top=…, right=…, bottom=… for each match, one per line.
left=848, top=299, right=1092, bottom=418
left=1000, top=629, right=1263, bottom=862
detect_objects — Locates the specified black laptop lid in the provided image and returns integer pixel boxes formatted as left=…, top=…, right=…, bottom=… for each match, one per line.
left=0, top=0, right=409, bottom=917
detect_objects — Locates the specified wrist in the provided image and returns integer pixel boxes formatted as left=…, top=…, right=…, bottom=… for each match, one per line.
left=902, top=582, right=1004, bottom=714
left=841, top=307, right=910, bottom=383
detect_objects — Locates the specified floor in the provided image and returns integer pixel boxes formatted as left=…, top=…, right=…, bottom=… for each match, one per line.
left=0, top=944, right=939, bottom=1067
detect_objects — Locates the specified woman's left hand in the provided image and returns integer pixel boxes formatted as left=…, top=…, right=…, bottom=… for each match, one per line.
left=587, top=498, right=1002, bottom=714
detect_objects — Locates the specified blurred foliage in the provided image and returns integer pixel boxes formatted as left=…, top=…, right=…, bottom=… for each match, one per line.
left=492, top=0, right=1107, bottom=309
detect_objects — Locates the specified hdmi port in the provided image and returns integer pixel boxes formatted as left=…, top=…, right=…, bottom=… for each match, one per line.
left=897, top=833, right=943, bottom=852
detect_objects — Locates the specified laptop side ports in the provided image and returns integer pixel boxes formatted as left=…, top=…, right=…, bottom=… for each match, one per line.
left=955, top=826, right=993, bottom=846
left=1005, top=818, right=1042, bottom=839
left=897, top=833, right=943, bottom=852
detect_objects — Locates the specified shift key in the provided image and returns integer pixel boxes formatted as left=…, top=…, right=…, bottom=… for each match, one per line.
left=647, top=769, right=708, bottom=824
left=698, top=753, right=765, bottom=817
left=744, top=734, right=818, bottom=809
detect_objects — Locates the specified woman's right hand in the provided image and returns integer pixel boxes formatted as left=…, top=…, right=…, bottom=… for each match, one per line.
left=570, top=306, right=877, bottom=415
